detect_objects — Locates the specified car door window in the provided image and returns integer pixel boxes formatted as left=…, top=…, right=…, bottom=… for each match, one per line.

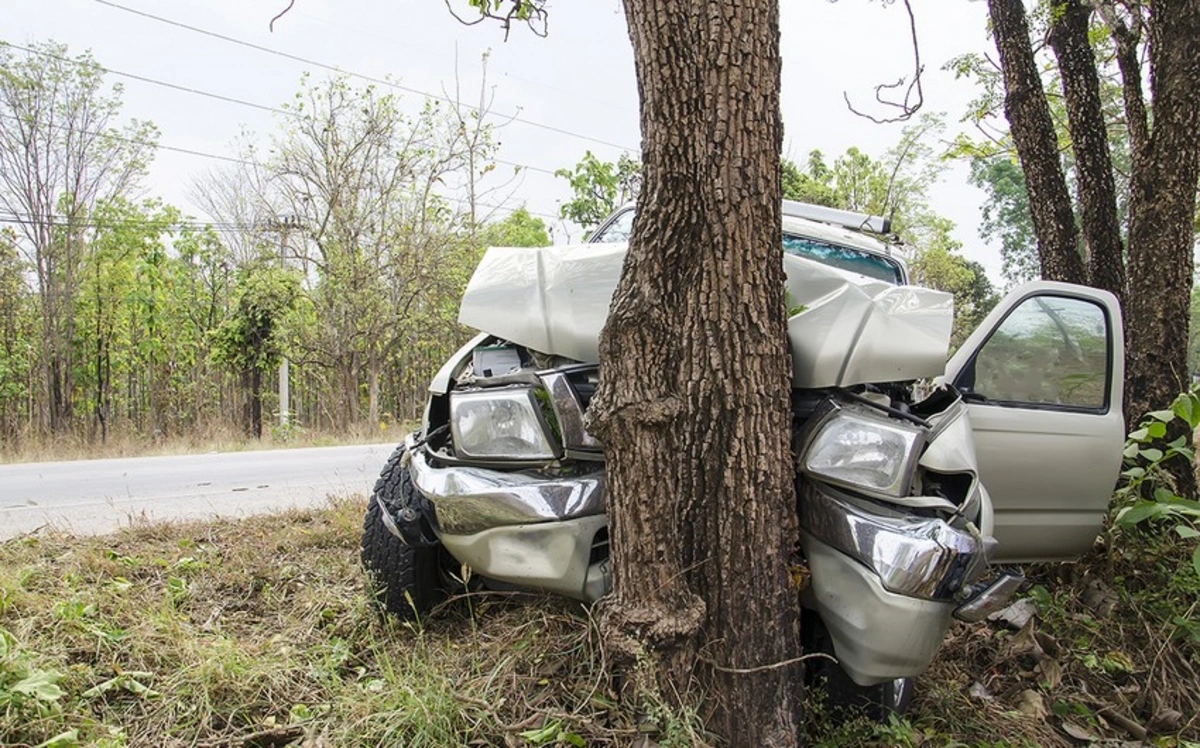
left=959, top=295, right=1110, bottom=411
left=589, top=209, right=634, bottom=243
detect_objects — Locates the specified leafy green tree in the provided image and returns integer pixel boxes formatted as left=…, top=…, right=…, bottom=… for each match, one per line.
left=968, top=156, right=1038, bottom=286
left=0, top=41, right=157, bottom=434
left=75, top=198, right=183, bottom=441
left=555, top=151, right=641, bottom=231
left=908, top=223, right=998, bottom=347
left=477, top=207, right=551, bottom=247
left=0, top=228, right=34, bottom=445
left=211, top=265, right=299, bottom=439
left=781, top=152, right=838, bottom=206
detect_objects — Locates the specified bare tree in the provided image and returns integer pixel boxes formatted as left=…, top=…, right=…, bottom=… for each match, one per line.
left=268, top=74, right=495, bottom=428
left=0, top=41, right=156, bottom=433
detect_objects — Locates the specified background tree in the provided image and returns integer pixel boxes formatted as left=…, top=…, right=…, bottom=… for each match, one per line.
left=476, top=206, right=551, bottom=247
left=211, top=264, right=299, bottom=439
left=0, top=41, right=157, bottom=434
left=555, top=150, right=641, bottom=232
left=263, top=74, right=494, bottom=429
left=0, top=227, right=34, bottom=445
left=984, top=0, right=1087, bottom=284
left=962, top=0, right=1200, bottom=497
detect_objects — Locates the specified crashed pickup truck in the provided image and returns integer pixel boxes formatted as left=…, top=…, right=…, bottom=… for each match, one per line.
left=361, top=200, right=1125, bottom=717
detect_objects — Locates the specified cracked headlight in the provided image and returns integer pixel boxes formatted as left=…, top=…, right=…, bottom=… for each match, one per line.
left=450, top=388, right=557, bottom=460
left=801, top=405, right=925, bottom=498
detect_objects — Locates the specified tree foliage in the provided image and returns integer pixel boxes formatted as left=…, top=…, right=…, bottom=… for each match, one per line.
left=555, top=151, right=641, bottom=232
left=477, top=206, right=551, bottom=247
left=0, top=40, right=157, bottom=434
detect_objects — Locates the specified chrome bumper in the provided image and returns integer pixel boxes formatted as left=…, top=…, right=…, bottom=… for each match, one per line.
left=407, top=441, right=606, bottom=534
left=799, top=482, right=990, bottom=601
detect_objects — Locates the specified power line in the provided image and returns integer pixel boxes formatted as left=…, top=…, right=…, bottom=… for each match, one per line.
left=92, top=0, right=639, bottom=153
left=0, top=111, right=259, bottom=167
left=3, top=41, right=561, bottom=178
left=3, top=42, right=293, bottom=118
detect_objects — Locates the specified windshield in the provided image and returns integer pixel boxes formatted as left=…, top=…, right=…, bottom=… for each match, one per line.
left=592, top=210, right=903, bottom=285
left=782, top=234, right=903, bottom=284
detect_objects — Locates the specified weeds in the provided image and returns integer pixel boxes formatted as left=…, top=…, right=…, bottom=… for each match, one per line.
left=3, top=496, right=1197, bottom=746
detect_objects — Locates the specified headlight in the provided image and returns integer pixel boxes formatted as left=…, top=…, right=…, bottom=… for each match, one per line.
left=450, top=388, right=558, bottom=460
left=801, top=404, right=925, bottom=498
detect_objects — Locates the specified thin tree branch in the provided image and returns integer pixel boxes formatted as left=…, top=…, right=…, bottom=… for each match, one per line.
left=844, top=0, right=924, bottom=123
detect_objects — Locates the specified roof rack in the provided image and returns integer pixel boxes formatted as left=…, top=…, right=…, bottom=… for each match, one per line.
left=782, top=200, right=891, bottom=235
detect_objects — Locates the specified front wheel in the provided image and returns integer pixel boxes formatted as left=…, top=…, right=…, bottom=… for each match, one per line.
left=360, top=446, right=447, bottom=620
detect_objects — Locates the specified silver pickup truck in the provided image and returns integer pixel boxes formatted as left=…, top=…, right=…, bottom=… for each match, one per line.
left=361, top=200, right=1125, bottom=718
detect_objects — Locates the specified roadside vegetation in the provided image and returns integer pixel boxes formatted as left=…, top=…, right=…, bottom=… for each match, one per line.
left=2, top=482, right=1197, bottom=747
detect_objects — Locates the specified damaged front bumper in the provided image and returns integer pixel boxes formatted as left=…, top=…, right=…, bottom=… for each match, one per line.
left=406, top=438, right=610, bottom=602
left=799, top=481, right=1007, bottom=684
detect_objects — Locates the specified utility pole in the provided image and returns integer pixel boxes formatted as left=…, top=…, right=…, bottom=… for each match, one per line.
left=270, top=215, right=302, bottom=430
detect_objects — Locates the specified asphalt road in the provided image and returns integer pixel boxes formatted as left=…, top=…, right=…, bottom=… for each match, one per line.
left=0, top=442, right=399, bottom=540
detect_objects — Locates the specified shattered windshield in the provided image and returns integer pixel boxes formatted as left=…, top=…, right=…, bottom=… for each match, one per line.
left=591, top=209, right=904, bottom=285
left=781, top=234, right=904, bottom=284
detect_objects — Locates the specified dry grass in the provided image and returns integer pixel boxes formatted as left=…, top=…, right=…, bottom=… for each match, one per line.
left=0, top=422, right=413, bottom=465
left=3, top=502, right=1197, bottom=747
left=0, top=499, right=633, bottom=748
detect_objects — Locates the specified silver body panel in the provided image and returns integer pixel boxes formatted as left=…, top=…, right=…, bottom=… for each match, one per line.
left=801, top=531, right=955, bottom=684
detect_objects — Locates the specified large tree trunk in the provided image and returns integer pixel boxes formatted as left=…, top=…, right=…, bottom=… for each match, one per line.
left=1123, top=0, right=1200, bottom=496
left=1048, top=0, right=1125, bottom=303
left=988, top=0, right=1087, bottom=284
left=586, top=0, right=803, bottom=743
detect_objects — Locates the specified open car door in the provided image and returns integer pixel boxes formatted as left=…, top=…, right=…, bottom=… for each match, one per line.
left=944, top=280, right=1125, bottom=563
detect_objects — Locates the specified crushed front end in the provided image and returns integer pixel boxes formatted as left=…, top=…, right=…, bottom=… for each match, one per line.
left=381, top=336, right=1021, bottom=687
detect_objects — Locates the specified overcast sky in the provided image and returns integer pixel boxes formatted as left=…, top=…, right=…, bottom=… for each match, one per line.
left=5, top=0, right=1003, bottom=277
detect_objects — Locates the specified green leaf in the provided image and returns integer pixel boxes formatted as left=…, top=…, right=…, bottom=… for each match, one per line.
left=1141, top=448, right=1164, bottom=462
left=34, top=731, right=80, bottom=748
left=1128, top=427, right=1150, bottom=442
left=1193, top=546, right=1200, bottom=580
left=1154, top=487, right=1180, bottom=504
left=520, top=721, right=562, bottom=745
left=1146, top=421, right=1168, bottom=439
left=1147, top=409, right=1175, bottom=423
left=1116, top=501, right=1164, bottom=527
left=1121, top=466, right=1146, bottom=480
left=12, top=670, right=66, bottom=701
left=1174, top=525, right=1200, bottom=539
left=1172, top=393, right=1200, bottom=428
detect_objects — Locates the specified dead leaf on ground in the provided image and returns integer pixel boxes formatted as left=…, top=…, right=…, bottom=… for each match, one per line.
left=1018, top=689, right=1048, bottom=720
left=1037, top=657, right=1063, bottom=689
left=1148, top=707, right=1184, bottom=733
left=1061, top=719, right=1101, bottom=742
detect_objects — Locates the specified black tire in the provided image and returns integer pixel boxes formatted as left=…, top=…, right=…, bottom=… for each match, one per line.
left=360, top=446, right=446, bottom=620
left=802, top=608, right=913, bottom=722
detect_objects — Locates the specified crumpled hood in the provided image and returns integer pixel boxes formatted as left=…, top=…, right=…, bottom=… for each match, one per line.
left=458, top=242, right=954, bottom=388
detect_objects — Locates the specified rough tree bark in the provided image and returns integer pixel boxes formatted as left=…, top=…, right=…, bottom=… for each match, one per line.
left=987, top=0, right=1087, bottom=284
left=585, top=0, right=803, bottom=744
left=1048, top=0, right=1125, bottom=303
left=1123, top=0, right=1200, bottom=497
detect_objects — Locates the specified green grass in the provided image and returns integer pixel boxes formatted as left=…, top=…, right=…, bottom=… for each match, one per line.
left=0, top=499, right=626, bottom=747
left=2, top=500, right=1197, bottom=747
